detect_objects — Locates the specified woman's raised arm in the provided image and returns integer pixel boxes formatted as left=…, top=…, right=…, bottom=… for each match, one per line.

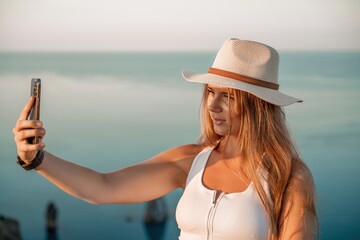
left=36, top=145, right=198, bottom=204
left=14, top=97, right=200, bottom=205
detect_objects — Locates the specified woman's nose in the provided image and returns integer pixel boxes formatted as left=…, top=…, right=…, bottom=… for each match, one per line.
left=208, top=96, right=222, bottom=113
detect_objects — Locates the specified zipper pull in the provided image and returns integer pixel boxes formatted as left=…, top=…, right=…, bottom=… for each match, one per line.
left=213, top=190, right=220, bottom=205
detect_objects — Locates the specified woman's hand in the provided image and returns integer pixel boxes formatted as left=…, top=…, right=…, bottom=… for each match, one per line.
left=13, top=96, right=46, bottom=163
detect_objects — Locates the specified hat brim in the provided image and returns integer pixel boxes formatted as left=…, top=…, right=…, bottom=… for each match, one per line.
left=182, top=71, right=302, bottom=106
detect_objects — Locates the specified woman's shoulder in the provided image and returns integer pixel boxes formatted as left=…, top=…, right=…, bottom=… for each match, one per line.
left=148, top=144, right=205, bottom=188
left=172, top=144, right=206, bottom=156
left=160, top=144, right=206, bottom=164
left=286, top=160, right=316, bottom=204
left=289, top=161, right=315, bottom=189
left=160, top=143, right=205, bottom=169
left=148, top=144, right=205, bottom=164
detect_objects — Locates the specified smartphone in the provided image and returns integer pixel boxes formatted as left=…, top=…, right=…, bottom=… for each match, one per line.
left=28, top=78, right=41, bottom=144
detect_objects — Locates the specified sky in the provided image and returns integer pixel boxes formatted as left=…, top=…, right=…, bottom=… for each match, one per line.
left=0, top=0, right=359, bottom=51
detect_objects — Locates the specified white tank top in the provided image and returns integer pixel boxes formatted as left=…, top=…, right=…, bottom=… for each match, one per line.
left=176, top=147, right=269, bottom=240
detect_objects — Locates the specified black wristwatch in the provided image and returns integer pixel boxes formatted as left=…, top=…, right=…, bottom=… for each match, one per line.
left=17, top=149, right=45, bottom=171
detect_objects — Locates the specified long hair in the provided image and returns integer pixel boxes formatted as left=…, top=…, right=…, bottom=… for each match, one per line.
left=198, top=85, right=317, bottom=239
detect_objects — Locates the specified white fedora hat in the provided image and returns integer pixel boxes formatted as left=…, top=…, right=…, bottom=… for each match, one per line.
left=182, top=38, right=302, bottom=106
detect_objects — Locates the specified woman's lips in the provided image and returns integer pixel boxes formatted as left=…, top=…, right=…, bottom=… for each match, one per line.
left=211, top=117, right=226, bottom=125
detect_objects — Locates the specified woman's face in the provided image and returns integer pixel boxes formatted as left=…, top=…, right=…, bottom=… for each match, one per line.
left=206, top=84, right=240, bottom=137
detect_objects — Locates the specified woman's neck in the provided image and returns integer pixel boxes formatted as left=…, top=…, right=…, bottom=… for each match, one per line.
left=216, top=135, right=241, bottom=159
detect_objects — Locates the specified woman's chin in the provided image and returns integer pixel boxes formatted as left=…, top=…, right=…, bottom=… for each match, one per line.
left=213, top=126, right=228, bottom=136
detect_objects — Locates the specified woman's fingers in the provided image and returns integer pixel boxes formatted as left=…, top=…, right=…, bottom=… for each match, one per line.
left=17, top=141, right=45, bottom=152
left=14, top=128, right=46, bottom=142
left=13, top=97, right=42, bottom=135
left=19, top=96, right=35, bottom=121
left=14, top=97, right=46, bottom=163
left=14, top=119, right=42, bottom=133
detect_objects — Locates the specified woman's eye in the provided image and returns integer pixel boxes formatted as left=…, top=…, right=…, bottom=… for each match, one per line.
left=207, top=88, right=214, bottom=94
left=222, top=94, right=234, bottom=100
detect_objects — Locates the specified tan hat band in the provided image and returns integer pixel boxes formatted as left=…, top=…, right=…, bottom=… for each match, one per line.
left=208, top=67, right=279, bottom=90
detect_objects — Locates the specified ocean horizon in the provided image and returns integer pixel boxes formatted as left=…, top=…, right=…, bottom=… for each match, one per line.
left=1, top=51, right=359, bottom=240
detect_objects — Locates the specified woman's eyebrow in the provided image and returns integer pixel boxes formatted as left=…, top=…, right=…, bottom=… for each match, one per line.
left=207, top=86, right=229, bottom=93
left=219, top=89, right=231, bottom=94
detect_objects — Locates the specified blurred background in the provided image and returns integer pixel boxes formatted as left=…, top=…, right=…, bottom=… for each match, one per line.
left=1, top=0, right=359, bottom=239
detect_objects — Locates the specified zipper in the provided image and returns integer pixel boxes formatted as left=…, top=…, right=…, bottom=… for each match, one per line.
left=206, top=190, right=224, bottom=240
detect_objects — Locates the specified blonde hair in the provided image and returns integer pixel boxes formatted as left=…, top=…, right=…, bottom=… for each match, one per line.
left=199, top=85, right=317, bottom=239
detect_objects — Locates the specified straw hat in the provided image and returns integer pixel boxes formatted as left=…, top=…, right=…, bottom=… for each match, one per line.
left=182, top=38, right=302, bottom=106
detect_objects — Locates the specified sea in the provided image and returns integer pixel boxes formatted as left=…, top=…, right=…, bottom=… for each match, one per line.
left=0, top=51, right=359, bottom=240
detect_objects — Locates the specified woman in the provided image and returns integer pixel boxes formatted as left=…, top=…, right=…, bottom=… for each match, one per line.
left=13, top=39, right=317, bottom=239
